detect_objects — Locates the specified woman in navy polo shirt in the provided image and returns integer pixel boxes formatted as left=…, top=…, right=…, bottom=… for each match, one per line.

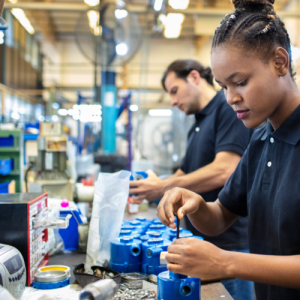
left=156, top=0, right=300, bottom=299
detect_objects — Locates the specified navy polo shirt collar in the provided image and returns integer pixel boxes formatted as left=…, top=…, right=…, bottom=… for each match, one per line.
left=195, top=91, right=224, bottom=121
left=261, top=104, right=300, bottom=145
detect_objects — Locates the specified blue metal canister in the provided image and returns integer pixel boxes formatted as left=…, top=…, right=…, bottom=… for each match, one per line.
left=110, top=236, right=142, bottom=273
left=158, top=271, right=201, bottom=300
left=140, top=231, right=163, bottom=242
left=142, top=238, right=171, bottom=275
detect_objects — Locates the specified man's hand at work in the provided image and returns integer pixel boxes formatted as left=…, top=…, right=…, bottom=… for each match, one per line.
left=157, top=188, right=203, bottom=229
left=165, top=238, right=231, bottom=279
left=129, top=170, right=166, bottom=203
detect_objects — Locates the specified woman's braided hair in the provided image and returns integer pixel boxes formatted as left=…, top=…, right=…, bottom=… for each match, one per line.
left=212, top=0, right=295, bottom=79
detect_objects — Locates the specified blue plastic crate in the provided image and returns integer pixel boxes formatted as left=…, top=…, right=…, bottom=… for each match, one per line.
left=0, top=182, right=10, bottom=193
left=0, top=136, right=14, bottom=147
left=0, top=159, right=12, bottom=175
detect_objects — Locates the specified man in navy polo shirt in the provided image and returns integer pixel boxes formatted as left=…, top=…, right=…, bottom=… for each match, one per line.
left=129, top=59, right=253, bottom=299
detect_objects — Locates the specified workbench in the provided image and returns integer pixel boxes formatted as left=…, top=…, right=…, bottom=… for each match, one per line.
left=46, top=206, right=233, bottom=299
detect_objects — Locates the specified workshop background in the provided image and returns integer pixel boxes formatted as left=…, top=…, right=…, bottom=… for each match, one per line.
left=0, top=0, right=299, bottom=300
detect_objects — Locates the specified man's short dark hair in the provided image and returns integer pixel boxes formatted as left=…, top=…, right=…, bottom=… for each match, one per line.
left=161, top=59, right=214, bottom=91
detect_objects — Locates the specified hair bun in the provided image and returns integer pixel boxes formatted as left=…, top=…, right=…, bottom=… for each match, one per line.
left=231, top=0, right=275, bottom=10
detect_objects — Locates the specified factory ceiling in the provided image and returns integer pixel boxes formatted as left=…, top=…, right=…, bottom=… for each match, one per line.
left=5, top=0, right=294, bottom=42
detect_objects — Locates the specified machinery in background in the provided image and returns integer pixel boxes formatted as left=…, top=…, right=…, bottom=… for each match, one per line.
left=28, top=123, right=74, bottom=201
left=0, top=244, right=26, bottom=299
left=0, top=129, right=24, bottom=193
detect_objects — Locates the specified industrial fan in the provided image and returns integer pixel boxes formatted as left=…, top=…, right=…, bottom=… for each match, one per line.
left=75, top=2, right=143, bottom=67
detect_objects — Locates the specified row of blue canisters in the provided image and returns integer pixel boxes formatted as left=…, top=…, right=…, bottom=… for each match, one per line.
left=109, top=217, right=203, bottom=275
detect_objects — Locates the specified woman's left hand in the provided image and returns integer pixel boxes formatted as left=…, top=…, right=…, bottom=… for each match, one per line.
left=165, top=238, right=231, bottom=279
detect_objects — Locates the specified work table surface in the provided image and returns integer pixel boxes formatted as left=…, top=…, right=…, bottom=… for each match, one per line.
left=48, top=206, right=233, bottom=299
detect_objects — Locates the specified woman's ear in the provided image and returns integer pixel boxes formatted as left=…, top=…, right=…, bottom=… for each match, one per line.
left=273, top=47, right=289, bottom=77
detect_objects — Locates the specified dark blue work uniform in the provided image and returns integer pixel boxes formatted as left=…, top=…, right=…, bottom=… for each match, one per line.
left=219, top=105, right=300, bottom=300
left=181, top=91, right=252, bottom=250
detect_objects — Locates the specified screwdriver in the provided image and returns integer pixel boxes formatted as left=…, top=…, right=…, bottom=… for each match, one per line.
left=174, top=212, right=180, bottom=239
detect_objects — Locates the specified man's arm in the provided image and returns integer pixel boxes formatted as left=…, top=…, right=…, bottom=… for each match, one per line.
left=129, top=151, right=241, bottom=202
left=168, top=168, right=185, bottom=179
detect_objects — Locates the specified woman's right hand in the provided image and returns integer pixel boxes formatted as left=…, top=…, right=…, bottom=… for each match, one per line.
left=157, top=187, right=204, bottom=229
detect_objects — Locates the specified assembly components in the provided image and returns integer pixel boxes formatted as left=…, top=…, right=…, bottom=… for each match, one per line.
left=80, top=279, right=118, bottom=300
left=163, top=228, right=193, bottom=241
left=141, top=238, right=171, bottom=275
left=140, top=231, right=163, bottom=242
left=158, top=271, right=201, bottom=300
left=110, top=237, right=142, bottom=273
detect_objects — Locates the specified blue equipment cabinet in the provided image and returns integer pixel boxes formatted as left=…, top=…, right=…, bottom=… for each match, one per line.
left=110, top=236, right=142, bottom=273
left=158, top=271, right=201, bottom=300
left=141, top=238, right=171, bottom=275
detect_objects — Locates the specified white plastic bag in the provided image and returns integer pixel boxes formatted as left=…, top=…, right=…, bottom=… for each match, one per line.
left=86, top=170, right=131, bottom=266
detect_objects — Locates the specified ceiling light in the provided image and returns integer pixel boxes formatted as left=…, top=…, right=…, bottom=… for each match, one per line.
left=11, top=9, right=35, bottom=34
left=84, top=0, right=100, bottom=7
left=116, top=43, right=128, bottom=56
left=58, top=109, right=68, bottom=116
left=11, top=112, right=20, bottom=120
left=68, top=109, right=74, bottom=116
left=130, top=105, right=139, bottom=112
left=51, top=115, right=59, bottom=122
left=148, top=109, right=172, bottom=117
left=164, top=13, right=185, bottom=39
left=115, top=9, right=128, bottom=19
left=38, top=115, right=45, bottom=122
left=291, top=45, right=300, bottom=61
left=154, top=0, right=163, bottom=11
left=52, top=102, right=60, bottom=109
left=8, top=0, right=18, bottom=3
left=169, top=0, right=189, bottom=9
left=87, top=10, right=99, bottom=28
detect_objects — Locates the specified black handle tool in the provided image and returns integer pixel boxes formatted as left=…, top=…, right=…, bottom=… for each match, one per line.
left=174, top=213, right=180, bottom=239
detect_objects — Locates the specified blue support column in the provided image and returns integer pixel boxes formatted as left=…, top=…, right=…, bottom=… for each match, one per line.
left=101, top=70, right=117, bottom=153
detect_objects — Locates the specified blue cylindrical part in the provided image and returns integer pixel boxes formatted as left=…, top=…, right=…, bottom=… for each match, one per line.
left=122, top=224, right=144, bottom=235
left=140, top=231, right=163, bottom=242
left=129, top=220, right=148, bottom=234
left=163, top=228, right=193, bottom=241
left=158, top=271, right=201, bottom=300
left=119, top=229, right=141, bottom=240
left=146, top=224, right=167, bottom=234
left=110, top=236, right=142, bottom=273
left=141, top=238, right=171, bottom=275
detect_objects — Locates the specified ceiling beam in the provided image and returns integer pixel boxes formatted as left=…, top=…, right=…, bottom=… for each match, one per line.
left=4, top=2, right=300, bottom=18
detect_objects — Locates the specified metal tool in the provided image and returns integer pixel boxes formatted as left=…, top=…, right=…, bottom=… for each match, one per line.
left=80, top=279, right=118, bottom=300
left=174, top=213, right=180, bottom=239
left=0, top=244, right=26, bottom=299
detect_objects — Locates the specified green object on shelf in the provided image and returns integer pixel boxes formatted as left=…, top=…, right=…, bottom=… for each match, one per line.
left=0, top=130, right=24, bottom=193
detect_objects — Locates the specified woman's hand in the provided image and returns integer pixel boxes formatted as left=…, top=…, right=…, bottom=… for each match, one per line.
left=157, top=188, right=203, bottom=229
left=165, top=238, right=231, bottom=279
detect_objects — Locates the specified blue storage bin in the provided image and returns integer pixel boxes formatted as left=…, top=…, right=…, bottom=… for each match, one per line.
left=0, top=136, right=14, bottom=147
left=0, top=159, right=12, bottom=175
left=59, top=210, right=84, bottom=251
left=0, top=182, right=10, bottom=193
